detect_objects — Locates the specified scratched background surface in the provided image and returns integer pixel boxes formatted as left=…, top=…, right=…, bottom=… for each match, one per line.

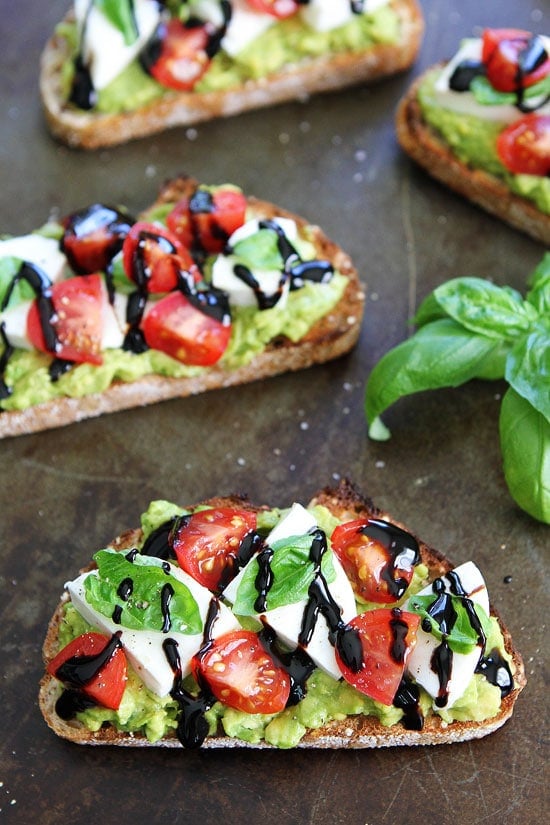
left=0, top=1, right=548, bottom=823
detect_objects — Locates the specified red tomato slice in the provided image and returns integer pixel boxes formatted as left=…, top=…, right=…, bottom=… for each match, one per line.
left=335, top=609, right=420, bottom=706
left=122, top=222, right=198, bottom=294
left=171, top=507, right=257, bottom=591
left=166, top=187, right=247, bottom=254
left=331, top=519, right=417, bottom=604
left=497, top=114, right=550, bottom=176
left=26, top=274, right=105, bottom=365
left=482, top=28, right=550, bottom=92
left=142, top=290, right=231, bottom=366
left=61, top=204, right=132, bottom=274
left=47, top=632, right=127, bottom=710
left=246, top=0, right=299, bottom=19
left=193, top=630, right=290, bottom=713
left=148, top=20, right=211, bottom=91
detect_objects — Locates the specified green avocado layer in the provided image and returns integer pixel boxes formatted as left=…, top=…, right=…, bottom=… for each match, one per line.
left=417, top=70, right=550, bottom=215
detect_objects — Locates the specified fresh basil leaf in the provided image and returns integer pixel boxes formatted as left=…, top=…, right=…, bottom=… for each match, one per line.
left=365, top=319, right=508, bottom=435
left=233, top=534, right=336, bottom=616
left=85, top=549, right=203, bottom=634
left=233, top=229, right=284, bottom=271
left=500, top=388, right=550, bottom=524
left=408, top=594, right=490, bottom=654
left=505, top=328, right=550, bottom=421
left=95, top=0, right=139, bottom=45
left=418, top=278, right=537, bottom=340
left=526, top=253, right=550, bottom=315
left=470, top=73, right=550, bottom=106
left=0, top=256, right=35, bottom=308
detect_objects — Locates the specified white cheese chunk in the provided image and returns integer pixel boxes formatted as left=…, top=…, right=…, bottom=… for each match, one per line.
left=223, top=504, right=357, bottom=680
left=300, top=0, right=389, bottom=33
left=405, top=561, right=490, bottom=709
left=0, top=235, right=67, bottom=284
left=434, top=37, right=550, bottom=123
left=0, top=300, right=34, bottom=350
left=220, top=0, right=277, bottom=57
left=67, top=560, right=240, bottom=698
left=74, top=0, right=161, bottom=90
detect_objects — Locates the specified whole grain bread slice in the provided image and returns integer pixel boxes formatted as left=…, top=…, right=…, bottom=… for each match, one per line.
left=40, top=1, right=424, bottom=149
left=395, top=71, right=550, bottom=245
left=38, top=478, right=526, bottom=749
left=0, top=176, right=365, bottom=439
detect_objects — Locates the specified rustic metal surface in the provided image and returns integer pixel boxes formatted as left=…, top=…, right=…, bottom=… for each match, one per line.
left=0, top=1, right=548, bottom=823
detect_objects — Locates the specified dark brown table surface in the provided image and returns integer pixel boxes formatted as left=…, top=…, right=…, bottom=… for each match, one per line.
left=1, top=2, right=548, bottom=823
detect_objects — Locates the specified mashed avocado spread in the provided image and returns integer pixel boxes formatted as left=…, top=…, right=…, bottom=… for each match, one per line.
left=61, top=5, right=399, bottom=113
left=418, top=70, right=550, bottom=215
left=52, top=500, right=508, bottom=748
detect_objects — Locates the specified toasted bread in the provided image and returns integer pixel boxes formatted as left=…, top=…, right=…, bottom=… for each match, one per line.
left=39, top=478, right=526, bottom=749
left=396, top=70, right=550, bottom=245
left=0, top=175, right=364, bottom=439
left=40, top=1, right=424, bottom=149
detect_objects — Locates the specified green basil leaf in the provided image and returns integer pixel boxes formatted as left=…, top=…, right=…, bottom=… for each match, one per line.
left=233, top=228, right=284, bottom=270
left=95, top=0, right=139, bottom=45
left=0, top=256, right=35, bottom=308
left=413, top=292, right=449, bottom=328
left=470, top=73, right=550, bottom=106
left=505, top=328, right=550, bottom=421
left=365, top=319, right=507, bottom=435
left=526, top=253, right=550, bottom=315
left=500, top=388, right=550, bottom=524
left=408, top=594, right=491, bottom=654
left=417, top=278, right=537, bottom=340
left=233, top=534, right=336, bottom=616
left=85, top=549, right=203, bottom=634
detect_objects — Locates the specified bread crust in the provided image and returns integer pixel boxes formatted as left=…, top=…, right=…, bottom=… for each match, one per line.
left=38, top=479, right=526, bottom=750
left=0, top=176, right=365, bottom=439
left=395, top=70, right=550, bottom=245
left=40, top=1, right=424, bottom=149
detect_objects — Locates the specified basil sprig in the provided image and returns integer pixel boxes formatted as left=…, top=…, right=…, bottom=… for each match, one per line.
left=232, top=533, right=336, bottom=616
left=409, top=594, right=492, bottom=654
left=365, top=256, right=550, bottom=523
left=94, top=0, right=139, bottom=45
left=85, top=549, right=202, bottom=635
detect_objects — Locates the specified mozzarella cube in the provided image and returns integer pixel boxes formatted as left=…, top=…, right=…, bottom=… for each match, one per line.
left=75, top=0, right=161, bottom=90
left=405, top=561, right=490, bottom=709
left=0, top=235, right=67, bottom=283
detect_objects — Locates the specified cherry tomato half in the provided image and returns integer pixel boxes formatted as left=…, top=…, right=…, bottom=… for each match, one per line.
left=142, top=290, right=231, bottom=366
left=482, top=28, right=550, bottom=93
left=246, top=0, right=300, bottom=19
left=171, top=507, right=257, bottom=591
left=335, top=609, right=420, bottom=706
left=331, top=519, right=418, bottom=604
left=47, top=632, right=127, bottom=710
left=166, top=187, right=247, bottom=254
left=61, top=204, right=133, bottom=274
left=497, top=113, right=550, bottom=176
left=147, top=20, right=212, bottom=91
left=26, top=274, right=105, bottom=365
left=122, top=222, right=198, bottom=294
left=193, top=630, right=290, bottom=714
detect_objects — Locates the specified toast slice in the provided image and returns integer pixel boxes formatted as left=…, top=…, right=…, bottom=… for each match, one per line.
left=40, top=1, right=424, bottom=149
left=38, top=478, right=525, bottom=749
left=0, top=175, right=364, bottom=438
left=396, top=70, right=550, bottom=245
